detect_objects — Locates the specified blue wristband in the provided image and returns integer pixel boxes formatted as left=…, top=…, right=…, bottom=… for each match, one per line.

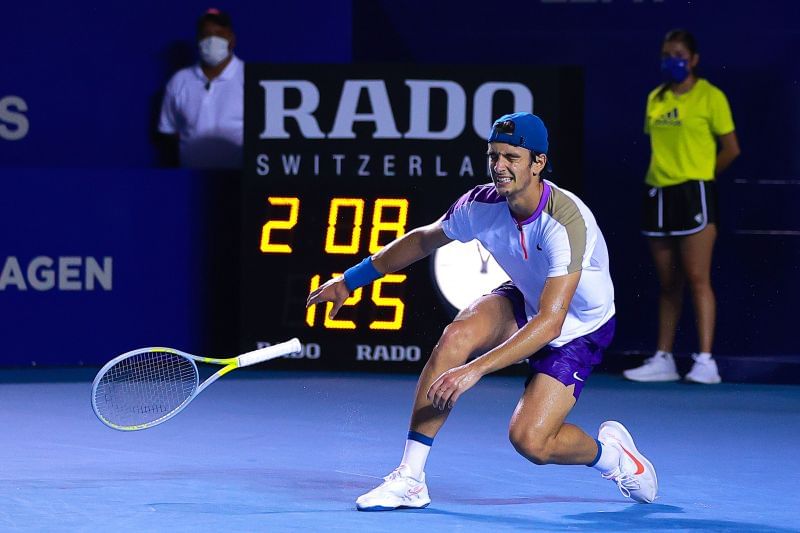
left=343, top=257, right=382, bottom=291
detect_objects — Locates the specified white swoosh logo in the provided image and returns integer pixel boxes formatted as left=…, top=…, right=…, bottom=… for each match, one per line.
left=573, top=371, right=585, bottom=382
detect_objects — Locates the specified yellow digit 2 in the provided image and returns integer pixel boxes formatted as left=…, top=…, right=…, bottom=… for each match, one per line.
left=369, top=198, right=409, bottom=253
left=369, top=274, right=407, bottom=330
left=325, top=198, right=365, bottom=254
left=260, top=197, right=300, bottom=253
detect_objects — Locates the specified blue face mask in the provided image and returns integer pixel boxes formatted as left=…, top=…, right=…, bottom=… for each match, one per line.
left=661, top=56, right=690, bottom=83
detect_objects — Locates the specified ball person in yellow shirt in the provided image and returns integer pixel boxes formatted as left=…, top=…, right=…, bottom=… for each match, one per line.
left=625, top=29, right=740, bottom=384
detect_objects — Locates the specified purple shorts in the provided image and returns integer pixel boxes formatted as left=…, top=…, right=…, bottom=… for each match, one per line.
left=491, top=281, right=616, bottom=400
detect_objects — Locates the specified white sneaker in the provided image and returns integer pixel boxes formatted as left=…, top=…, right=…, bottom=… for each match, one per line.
left=598, top=421, right=658, bottom=503
left=623, top=352, right=679, bottom=382
left=355, top=465, right=431, bottom=512
left=685, top=353, right=721, bottom=384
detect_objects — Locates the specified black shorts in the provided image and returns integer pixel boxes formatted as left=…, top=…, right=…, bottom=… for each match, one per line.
left=641, top=180, right=718, bottom=236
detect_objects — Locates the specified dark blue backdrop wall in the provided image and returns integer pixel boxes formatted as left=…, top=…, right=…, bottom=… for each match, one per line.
left=2, top=0, right=798, bottom=365
left=0, top=0, right=352, bottom=167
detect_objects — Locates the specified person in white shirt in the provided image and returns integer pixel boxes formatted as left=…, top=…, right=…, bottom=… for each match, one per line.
left=307, top=112, right=659, bottom=511
left=158, top=8, right=243, bottom=169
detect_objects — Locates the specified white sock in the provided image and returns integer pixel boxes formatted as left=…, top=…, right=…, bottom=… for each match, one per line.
left=654, top=350, right=672, bottom=358
left=592, top=440, right=621, bottom=474
left=400, top=439, right=431, bottom=479
left=695, top=352, right=712, bottom=361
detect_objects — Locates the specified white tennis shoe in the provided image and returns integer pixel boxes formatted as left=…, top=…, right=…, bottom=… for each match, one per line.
left=356, top=465, right=431, bottom=511
left=685, top=353, right=721, bottom=384
left=598, top=421, right=658, bottom=503
left=623, top=352, right=679, bottom=382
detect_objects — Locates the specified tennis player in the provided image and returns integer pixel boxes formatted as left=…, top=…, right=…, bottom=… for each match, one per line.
left=307, top=112, right=657, bottom=510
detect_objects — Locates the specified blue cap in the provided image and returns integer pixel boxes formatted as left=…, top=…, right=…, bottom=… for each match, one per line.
left=488, top=112, right=548, bottom=154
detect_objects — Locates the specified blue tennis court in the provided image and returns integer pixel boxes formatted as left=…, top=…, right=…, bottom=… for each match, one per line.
left=2, top=371, right=797, bottom=531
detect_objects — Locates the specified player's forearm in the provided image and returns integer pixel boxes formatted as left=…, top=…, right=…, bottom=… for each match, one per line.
left=471, top=315, right=562, bottom=376
left=371, top=226, right=440, bottom=274
left=342, top=224, right=447, bottom=294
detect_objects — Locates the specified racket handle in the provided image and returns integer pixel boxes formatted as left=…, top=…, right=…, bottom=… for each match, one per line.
left=237, top=338, right=302, bottom=367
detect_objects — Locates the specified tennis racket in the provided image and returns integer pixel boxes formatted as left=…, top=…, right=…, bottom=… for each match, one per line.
left=91, top=338, right=302, bottom=431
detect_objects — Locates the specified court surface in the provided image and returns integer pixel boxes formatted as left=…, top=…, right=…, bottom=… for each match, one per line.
left=2, top=371, right=798, bottom=532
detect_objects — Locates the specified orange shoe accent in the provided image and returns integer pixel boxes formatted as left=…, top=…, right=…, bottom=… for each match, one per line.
left=621, top=446, right=645, bottom=475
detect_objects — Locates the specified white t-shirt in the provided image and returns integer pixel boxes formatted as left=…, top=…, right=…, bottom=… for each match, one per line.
left=441, top=180, right=615, bottom=346
left=158, top=55, right=244, bottom=169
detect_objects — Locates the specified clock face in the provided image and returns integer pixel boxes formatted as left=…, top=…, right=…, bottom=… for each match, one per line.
left=432, top=239, right=510, bottom=313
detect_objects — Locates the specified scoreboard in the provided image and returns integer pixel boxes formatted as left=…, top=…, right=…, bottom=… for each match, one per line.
left=241, top=181, right=470, bottom=371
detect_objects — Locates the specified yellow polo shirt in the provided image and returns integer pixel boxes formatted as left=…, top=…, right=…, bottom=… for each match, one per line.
left=644, top=79, right=735, bottom=187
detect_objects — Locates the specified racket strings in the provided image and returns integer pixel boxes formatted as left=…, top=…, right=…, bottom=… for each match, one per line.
left=93, top=351, right=198, bottom=428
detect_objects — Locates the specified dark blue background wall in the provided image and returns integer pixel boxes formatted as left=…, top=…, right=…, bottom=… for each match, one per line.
left=2, top=0, right=798, bottom=365
left=1, top=0, right=352, bottom=167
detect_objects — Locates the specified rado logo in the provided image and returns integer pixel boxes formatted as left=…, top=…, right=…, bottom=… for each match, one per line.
left=259, top=79, right=533, bottom=141
left=356, top=344, right=422, bottom=362
left=256, top=341, right=320, bottom=359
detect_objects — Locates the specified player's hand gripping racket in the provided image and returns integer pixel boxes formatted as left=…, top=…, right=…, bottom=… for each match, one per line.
left=91, top=338, right=302, bottom=431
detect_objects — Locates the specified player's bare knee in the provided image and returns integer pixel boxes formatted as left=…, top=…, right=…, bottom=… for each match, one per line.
left=508, top=425, right=553, bottom=465
left=430, top=322, right=478, bottom=367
